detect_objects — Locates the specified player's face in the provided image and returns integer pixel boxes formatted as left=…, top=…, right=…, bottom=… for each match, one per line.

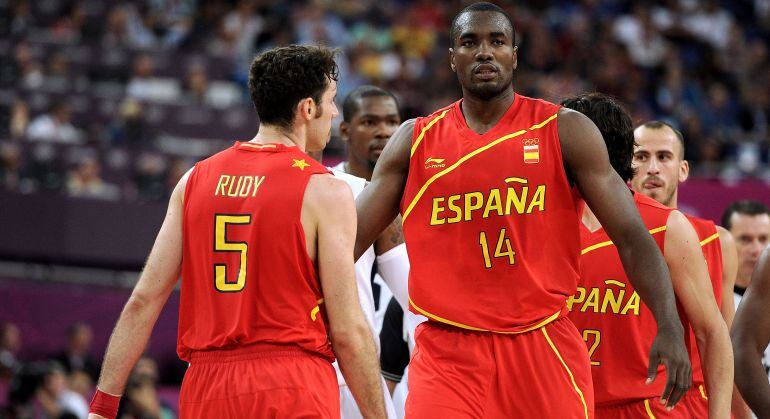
left=450, top=12, right=517, bottom=100
left=307, top=79, right=339, bottom=153
left=729, top=213, right=770, bottom=282
left=342, top=96, right=400, bottom=169
left=630, top=126, right=688, bottom=207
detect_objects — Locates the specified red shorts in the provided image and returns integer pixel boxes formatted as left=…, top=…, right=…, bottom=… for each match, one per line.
left=179, top=344, right=340, bottom=419
left=405, top=317, right=594, bottom=418
left=595, top=387, right=709, bottom=418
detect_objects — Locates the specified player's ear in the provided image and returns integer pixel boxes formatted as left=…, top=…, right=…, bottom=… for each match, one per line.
left=512, top=46, right=518, bottom=70
left=339, top=121, right=350, bottom=142
left=449, top=48, right=456, bottom=72
left=297, top=97, right=315, bottom=121
left=679, top=159, right=689, bottom=183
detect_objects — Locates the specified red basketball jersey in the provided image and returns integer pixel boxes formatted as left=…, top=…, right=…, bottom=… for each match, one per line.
left=177, top=142, right=334, bottom=362
left=568, top=192, right=675, bottom=405
left=401, top=95, right=582, bottom=333
left=685, top=215, right=723, bottom=388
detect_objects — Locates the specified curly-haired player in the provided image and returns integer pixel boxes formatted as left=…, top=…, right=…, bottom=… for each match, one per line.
left=87, top=45, right=386, bottom=419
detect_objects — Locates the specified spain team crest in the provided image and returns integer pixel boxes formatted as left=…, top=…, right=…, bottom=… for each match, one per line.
left=523, top=138, right=540, bottom=164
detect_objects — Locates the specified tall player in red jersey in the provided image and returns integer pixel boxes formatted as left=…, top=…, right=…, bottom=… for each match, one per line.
left=86, top=46, right=386, bottom=419
left=353, top=2, right=691, bottom=417
left=562, top=93, right=733, bottom=418
left=630, top=121, right=748, bottom=418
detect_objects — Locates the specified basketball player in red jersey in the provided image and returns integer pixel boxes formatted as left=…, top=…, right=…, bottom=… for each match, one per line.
left=353, top=2, right=691, bottom=417
left=87, top=46, right=386, bottom=419
left=563, top=93, right=732, bottom=418
left=631, top=121, right=748, bottom=417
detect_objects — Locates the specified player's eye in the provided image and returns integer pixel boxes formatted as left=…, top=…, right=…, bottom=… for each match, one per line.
left=492, top=39, right=505, bottom=46
left=461, top=40, right=475, bottom=47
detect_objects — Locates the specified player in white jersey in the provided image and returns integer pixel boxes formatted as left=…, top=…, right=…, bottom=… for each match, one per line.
left=331, top=85, right=411, bottom=419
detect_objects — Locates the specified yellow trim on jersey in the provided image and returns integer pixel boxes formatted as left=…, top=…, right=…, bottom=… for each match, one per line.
left=698, top=384, right=708, bottom=400
left=410, top=109, right=450, bottom=157
left=700, top=232, right=719, bottom=247
left=409, top=296, right=562, bottom=334
left=643, top=399, right=657, bottom=418
left=310, top=298, right=324, bottom=321
left=604, top=279, right=625, bottom=287
left=581, top=226, right=668, bottom=255
left=240, top=143, right=277, bottom=149
left=402, top=112, right=559, bottom=222
left=541, top=327, right=589, bottom=419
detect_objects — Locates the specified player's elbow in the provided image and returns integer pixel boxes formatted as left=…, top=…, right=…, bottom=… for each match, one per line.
left=693, top=315, right=729, bottom=348
left=329, top=320, right=373, bottom=355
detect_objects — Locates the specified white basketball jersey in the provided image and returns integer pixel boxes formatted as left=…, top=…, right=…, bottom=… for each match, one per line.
left=330, top=164, right=378, bottom=380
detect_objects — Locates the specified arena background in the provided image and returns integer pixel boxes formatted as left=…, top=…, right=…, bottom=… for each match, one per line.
left=1, top=0, right=769, bottom=417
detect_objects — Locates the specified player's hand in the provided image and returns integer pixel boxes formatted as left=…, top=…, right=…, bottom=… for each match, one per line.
left=88, top=414, right=108, bottom=419
left=646, top=324, right=691, bottom=410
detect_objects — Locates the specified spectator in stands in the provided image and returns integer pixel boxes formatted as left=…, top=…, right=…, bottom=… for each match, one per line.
left=26, top=102, right=83, bottom=144
left=0, top=323, right=22, bottom=380
left=126, top=54, right=180, bottom=103
left=66, top=156, right=120, bottom=201
left=134, top=153, right=167, bottom=202
left=119, top=356, right=176, bottom=419
left=13, top=42, right=43, bottom=89
left=183, top=65, right=212, bottom=106
left=9, top=361, right=87, bottom=419
left=9, top=99, right=29, bottom=139
left=0, top=143, right=21, bottom=191
left=214, top=0, right=264, bottom=59
left=102, top=5, right=131, bottom=49
left=44, top=52, right=73, bottom=91
left=110, top=98, right=153, bottom=149
left=53, top=323, right=100, bottom=382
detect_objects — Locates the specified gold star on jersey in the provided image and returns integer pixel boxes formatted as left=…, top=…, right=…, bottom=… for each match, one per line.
left=292, top=159, right=310, bottom=171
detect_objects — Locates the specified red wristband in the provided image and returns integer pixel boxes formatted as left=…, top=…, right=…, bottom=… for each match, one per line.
left=89, top=388, right=121, bottom=419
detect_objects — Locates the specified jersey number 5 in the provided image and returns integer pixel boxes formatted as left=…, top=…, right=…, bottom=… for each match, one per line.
left=214, top=214, right=251, bottom=292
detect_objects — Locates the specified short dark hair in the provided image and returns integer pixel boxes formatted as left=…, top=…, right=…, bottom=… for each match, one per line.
left=638, top=120, right=686, bottom=159
left=561, top=93, right=637, bottom=182
left=248, top=45, right=339, bottom=130
left=721, top=200, right=770, bottom=230
left=342, top=85, right=398, bottom=123
left=450, top=2, right=516, bottom=48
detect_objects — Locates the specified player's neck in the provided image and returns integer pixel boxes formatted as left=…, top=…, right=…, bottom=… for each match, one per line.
left=251, top=124, right=305, bottom=151
left=581, top=204, right=602, bottom=233
left=344, top=159, right=373, bottom=181
left=667, top=192, right=678, bottom=209
left=460, top=87, right=515, bottom=134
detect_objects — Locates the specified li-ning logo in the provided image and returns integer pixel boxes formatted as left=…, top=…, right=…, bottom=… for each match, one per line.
left=425, top=157, right=446, bottom=169
left=523, top=138, right=540, bottom=164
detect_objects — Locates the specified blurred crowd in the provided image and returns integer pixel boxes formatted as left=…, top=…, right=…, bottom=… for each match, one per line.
left=0, top=322, right=177, bottom=419
left=1, top=0, right=770, bottom=203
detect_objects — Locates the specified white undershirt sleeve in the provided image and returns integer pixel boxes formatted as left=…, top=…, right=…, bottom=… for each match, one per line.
left=376, top=244, right=410, bottom=311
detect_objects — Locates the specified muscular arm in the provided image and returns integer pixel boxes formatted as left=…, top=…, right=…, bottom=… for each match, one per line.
left=95, top=171, right=189, bottom=396
left=718, top=227, right=751, bottom=419
left=718, top=226, right=738, bottom=329
left=732, top=247, right=770, bottom=417
left=308, top=175, right=386, bottom=419
left=559, top=108, right=691, bottom=407
left=354, top=119, right=414, bottom=260
left=665, top=211, right=733, bottom=418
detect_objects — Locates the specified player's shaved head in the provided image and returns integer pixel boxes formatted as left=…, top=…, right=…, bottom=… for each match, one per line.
left=561, top=93, right=636, bottom=182
left=450, top=2, right=515, bottom=48
left=342, top=85, right=398, bottom=123
left=636, top=121, right=686, bottom=160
